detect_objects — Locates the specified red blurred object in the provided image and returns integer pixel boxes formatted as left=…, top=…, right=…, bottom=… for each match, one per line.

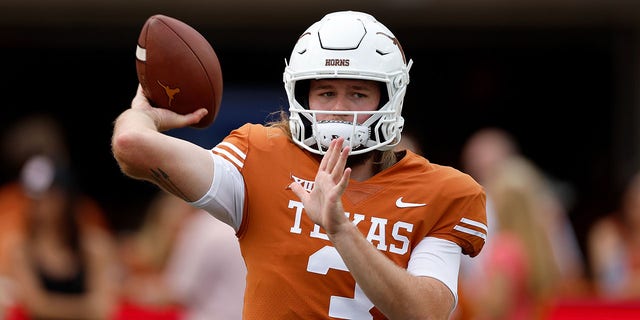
left=545, top=298, right=640, bottom=320
left=4, top=304, right=29, bottom=320
left=5, top=301, right=184, bottom=320
left=112, top=300, right=184, bottom=320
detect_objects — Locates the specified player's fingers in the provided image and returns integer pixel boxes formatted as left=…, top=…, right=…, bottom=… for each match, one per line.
left=332, top=145, right=350, bottom=178
left=324, top=138, right=343, bottom=173
left=131, top=84, right=152, bottom=109
left=156, top=108, right=208, bottom=131
left=176, top=108, right=209, bottom=127
left=319, top=137, right=340, bottom=171
left=188, top=108, right=209, bottom=122
left=336, top=168, right=352, bottom=194
left=288, top=181, right=309, bottom=201
left=328, top=139, right=349, bottom=180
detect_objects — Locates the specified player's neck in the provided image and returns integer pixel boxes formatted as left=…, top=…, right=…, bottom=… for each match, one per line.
left=347, top=153, right=376, bottom=182
left=349, top=162, right=374, bottom=182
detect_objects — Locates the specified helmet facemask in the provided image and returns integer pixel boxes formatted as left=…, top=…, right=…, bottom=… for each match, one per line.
left=284, top=11, right=412, bottom=155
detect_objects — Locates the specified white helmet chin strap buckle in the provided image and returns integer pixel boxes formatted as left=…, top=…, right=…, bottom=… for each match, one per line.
left=315, top=121, right=369, bottom=150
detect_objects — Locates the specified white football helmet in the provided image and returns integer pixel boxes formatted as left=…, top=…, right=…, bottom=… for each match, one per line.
left=283, top=11, right=413, bottom=155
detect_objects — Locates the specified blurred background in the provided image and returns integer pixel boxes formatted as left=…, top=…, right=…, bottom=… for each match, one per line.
left=1, top=0, right=639, bottom=300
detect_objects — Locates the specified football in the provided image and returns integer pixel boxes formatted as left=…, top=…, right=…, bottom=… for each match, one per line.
left=135, top=14, right=222, bottom=128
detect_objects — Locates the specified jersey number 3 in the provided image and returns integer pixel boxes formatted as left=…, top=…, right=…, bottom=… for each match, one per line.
left=308, top=245, right=374, bottom=319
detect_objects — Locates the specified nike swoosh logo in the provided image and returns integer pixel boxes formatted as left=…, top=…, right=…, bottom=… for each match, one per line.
left=395, top=197, right=427, bottom=208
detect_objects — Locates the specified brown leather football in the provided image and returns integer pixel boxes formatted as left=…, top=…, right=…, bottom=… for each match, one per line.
left=135, top=14, right=222, bottom=128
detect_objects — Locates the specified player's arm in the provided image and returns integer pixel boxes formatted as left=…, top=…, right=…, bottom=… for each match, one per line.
left=289, top=138, right=455, bottom=319
left=331, top=224, right=456, bottom=319
left=112, top=85, right=214, bottom=202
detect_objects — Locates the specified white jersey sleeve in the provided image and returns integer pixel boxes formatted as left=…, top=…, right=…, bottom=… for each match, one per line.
left=407, top=237, right=462, bottom=306
left=189, top=152, right=245, bottom=231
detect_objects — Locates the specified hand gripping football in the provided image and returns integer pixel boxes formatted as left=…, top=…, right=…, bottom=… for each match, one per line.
left=135, top=14, right=222, bottom=128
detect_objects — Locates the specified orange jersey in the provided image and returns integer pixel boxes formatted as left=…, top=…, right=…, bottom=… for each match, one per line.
left=212, top=123, right=487, bottom=319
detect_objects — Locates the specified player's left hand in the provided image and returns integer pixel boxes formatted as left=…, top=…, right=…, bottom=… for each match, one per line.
left=289, top=138, right=352, bottom=236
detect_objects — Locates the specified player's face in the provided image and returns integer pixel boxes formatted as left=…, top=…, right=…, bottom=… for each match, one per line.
left=308, top=79, right=381, bottom=124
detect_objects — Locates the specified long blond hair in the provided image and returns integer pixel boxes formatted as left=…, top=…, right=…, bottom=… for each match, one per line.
left=489, top=156, right=561, bottom=301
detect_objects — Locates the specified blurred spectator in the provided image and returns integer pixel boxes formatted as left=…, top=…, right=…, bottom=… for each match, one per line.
left=0, top=114, right=109, bottom=271
left=456, top=127, right=586, bottom=319
left=0, top=114, right=71, bottom=279
left=0, top=114, right=112, bottom=318
left=3, top=155, right=120, bottom=319
left=587, top=171, right=640, bottom=299
left=116, top=191, right=246, bottom=320
left=460, top=127, right=519, bottom=187
left=462, top=155, right=562, bottom=319
left=117, top=190, right=184, bottom=306
left=0, top=113, right=70, bottom=180
left=164, top=196, right=246, bottom=320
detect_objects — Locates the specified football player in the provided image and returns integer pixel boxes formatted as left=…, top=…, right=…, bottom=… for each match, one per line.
left=112, top=11, right=487, bottom=319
